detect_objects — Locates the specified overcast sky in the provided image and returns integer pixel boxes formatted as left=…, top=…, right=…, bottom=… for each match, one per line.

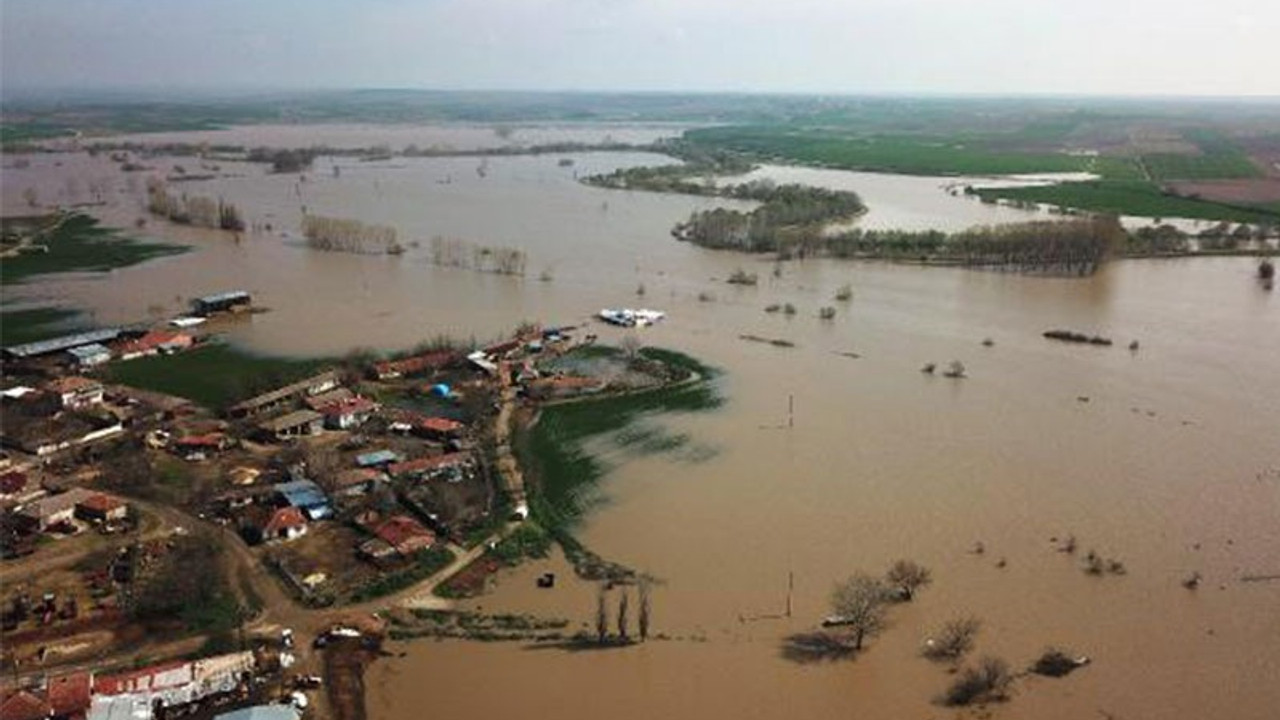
left=3, top=0, right=1277, bottom=96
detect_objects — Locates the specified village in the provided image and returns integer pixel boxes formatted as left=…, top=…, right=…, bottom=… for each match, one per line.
left=0, top=290, right=666, bottom=720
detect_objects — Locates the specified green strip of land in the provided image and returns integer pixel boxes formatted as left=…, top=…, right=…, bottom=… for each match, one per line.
left=2, top=212, right=188, bottom=285
left=0, top=306, right=86, bottom=347
left=103, top=344, right=332, bottom=410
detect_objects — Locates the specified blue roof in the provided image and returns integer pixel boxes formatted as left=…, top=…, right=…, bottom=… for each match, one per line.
left=357, top=450, right=401, bottom=467
left=215, top=706, right=300, bottom=720
left=274, top=480, right=330, bottom=512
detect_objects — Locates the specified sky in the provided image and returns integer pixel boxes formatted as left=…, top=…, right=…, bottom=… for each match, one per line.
left=2, top=0, right=1278, bottom=96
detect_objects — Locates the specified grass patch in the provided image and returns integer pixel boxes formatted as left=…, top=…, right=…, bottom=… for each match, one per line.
left=686, top=125, right=1091, bottom=176
left=976, top=180, right=1280, bottom=224
left=103, top=343, right=331, bottom=410
left=347, top=546, right=455, bottom=603
left=0, top=306, right=86, bottom=346
left=1, top=212, right=187, bottom=285
left=515, top=347, right=719, bottom=577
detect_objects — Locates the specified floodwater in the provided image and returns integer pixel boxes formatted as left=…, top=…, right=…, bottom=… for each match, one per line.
left=3, top=125, right=1278, bottom=720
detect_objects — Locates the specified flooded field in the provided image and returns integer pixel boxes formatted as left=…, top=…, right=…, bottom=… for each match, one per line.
left=3, top=125, right=1278, bottom=719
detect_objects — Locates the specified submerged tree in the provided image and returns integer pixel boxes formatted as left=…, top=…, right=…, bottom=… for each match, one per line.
left=595, top=587, right=609, bottom=644
left=617, top=589, right=630, bottom=641
left=638, top=578, right=652, bottom=642
left=829, top=573, right=890, bottom=650
left=885, top=559, right=932, bottom=601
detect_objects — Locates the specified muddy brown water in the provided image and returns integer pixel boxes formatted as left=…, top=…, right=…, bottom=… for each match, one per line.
left=3, top=126, right=1278, bottom=719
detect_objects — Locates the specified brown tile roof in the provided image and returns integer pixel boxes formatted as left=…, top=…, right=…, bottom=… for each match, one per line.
left=387, top=452, right=470, bottom=478
left=46, top=376, right=101, bottom=394
left=374, top=515, right=435, bottom=555
left=0, top=471, right=27, bottom=495
left=374, top=351, right=457, bottom=378
left=263, top=507, right=307, bottom=536
left=76, top=493, right=124, bottom=515
left=46, top=672, right=92, bottom=716
left=0, top=690, right=51, bottom=720
left=419, top=416, right=464, bottom=433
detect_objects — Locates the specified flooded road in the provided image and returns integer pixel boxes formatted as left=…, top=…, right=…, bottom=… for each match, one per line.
left=3, top=126, right=1278, bottom=719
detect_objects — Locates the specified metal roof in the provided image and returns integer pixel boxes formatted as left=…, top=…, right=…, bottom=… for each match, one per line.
left=215, top=705, right=300, bottom=720
left=274, top=479, right=329, bottom=508
left=194, top=290, right=251, bottom=305
left=67, top=343, right=112, bottom=359
left=3, top=328, right=122, bottom=358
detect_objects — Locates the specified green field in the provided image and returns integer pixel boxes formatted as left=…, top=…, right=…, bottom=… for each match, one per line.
left=1, top=213, right=187, bottom=284
left=103, top=344, right=332, bottom=409
left=685, top=126, right=1093, bottom=176
left=0, top=306, right=86, bottom=346
left=1139, top=128, right=1262, bottom=181
left=975, top=180, right=1280, bottom=224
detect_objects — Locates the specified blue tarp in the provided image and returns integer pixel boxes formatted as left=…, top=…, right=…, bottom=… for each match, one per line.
left=429, top=384, right=451, bottom=397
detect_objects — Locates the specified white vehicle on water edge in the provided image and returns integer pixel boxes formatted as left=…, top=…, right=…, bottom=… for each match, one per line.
left=598, top=308, right=666, bottom=327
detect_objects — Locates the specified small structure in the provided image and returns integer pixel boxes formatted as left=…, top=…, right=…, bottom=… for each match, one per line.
left=47, top=376, right=105, bottom=409
left=173, top=432, right=234, bottom=457
left=373, top=514, right=435, bottom=556
left=118, top=329, right=194, bottom=360
left=16, top=487, right=96, bottom=531
left=47, top=672, right=93, bottom=719
left=66, top=343, right=111, bottom=368
left=303, top=387, right=354, bottom=411
left=274, top=479, right=332, bottom=520
left=387, top=452, right=472, bottom=482
left=258, top=410, right=324, bottom=441
left=0, top=690, right=52, bottom=720
left=334, top=468, right=385, bottom=497
left=230, top=371, right=340, bottom=418
left=0, top=471, right=29, bottom=499
left=318, top=396, right=378, bottom=430
left=2, top=328, right=123, bottom=361
left=356, top=449, right=400, bottom=468
left=372, top=351, right=458, bottom=380
left=418, top=416, right=464, bottom=441
left=214, top=705, right=300, bottom=720
left=190, top=291, right=251, bottom=316
left=254, top=506, right=308, bottom=543
left=75, top=493, right=128, bottom=523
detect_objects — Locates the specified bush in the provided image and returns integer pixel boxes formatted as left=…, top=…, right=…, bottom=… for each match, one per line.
left=922, top=616, right=980, bottom=661
left=1030, top=647, right=1087, bottom=677
left=938, top=656, right=1013, bottom=706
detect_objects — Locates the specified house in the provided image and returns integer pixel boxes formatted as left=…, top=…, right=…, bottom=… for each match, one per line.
left=373, top=514, right=435, bottom=556
left=303, top=387, right=353, bottom=411
left=355, top=450, right=400, bottom=468
left=46, top=672, right=93, bottom=719
left=418, top=416, right=464, bottom=441
left=526, top=375, right=607, bottom=400
left=0, top=690, right=51, bottom=720
left=258, top=410, right=324, bottom=441
left=246, top=506, right=308, bottom=544
left=90, top=652, right=253, bottom=720
left=173, top=432, right=234, bottom=457
left=229, top=371, right=340, bottom=418
left=75, top=493, right=127, bottom=523
left=334, top=468, right=384, bottom=497
left=0, top=471, right=29, bottom=499
left=372, top=351, right=458, bottom=380
left=16, top=487, right=96, bottom=531
left=118, top=330, right=194, bottom=360
left=0, top=411, right=124, bottom=456
left=190, top=291, right=251, bottom=316
left=215, top=705, right=300, bottom=720
left=46, top=376, right=105, bottom=409
left=66, top=344, right=111, bottom=368
left=387, top=452, right=472, bottom=482
left=318, top=397, right=378, bottom=430
left=274, top=479, right=332, bottom=520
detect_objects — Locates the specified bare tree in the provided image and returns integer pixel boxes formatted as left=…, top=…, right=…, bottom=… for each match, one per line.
left=617, top=589, right=630, bottom=640
left=829, top=573, right=890, bottom=650
left=595, top=587, right=609, bottom=644
left=938, top=656, right=1013, bottom=706
left=922, top=616, right=981, bottom=662
left=886, top=559, right=932, bottom=601
left=638, top=578, right=651, bottom=642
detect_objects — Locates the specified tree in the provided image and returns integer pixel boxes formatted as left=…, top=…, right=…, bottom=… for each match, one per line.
left=595, top=587, right=609, bottom=644
left=617, top=589, right=630, bottom=640
left=922, top=616, right=980, bottom=661
left=829, top=573, right=890, bottom=650
left=638, top=578, right=651, bottom=642
left=885, top=559, right=932, bottom=601
left=938, top=656, right=1013, bottom=706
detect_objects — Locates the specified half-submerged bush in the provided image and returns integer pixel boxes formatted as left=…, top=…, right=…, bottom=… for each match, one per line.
left=937, top=656, right=1013, bottom=707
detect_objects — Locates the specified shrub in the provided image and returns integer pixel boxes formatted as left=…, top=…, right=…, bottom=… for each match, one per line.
left=938, top=656, right=1013, bottom=706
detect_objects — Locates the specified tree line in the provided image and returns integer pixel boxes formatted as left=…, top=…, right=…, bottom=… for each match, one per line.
left=428, top=235, right=527, bottom=275
left=672, top=180, right=866, bottom=252
left=302, top=214, right=401, bottom=254
left=146, top=179, right=246, bottom=231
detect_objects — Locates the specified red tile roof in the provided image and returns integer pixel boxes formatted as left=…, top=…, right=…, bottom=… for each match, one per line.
left=47, top=673, right=92, bottom=716
left=93, top=660, right=192, bottom=695
left=263, top=507, right=308, bottom=536
left=319, top=397, right=377, bottom=418
left=374, top=351, right=457, bottom=378
left=47, top=376, right=101, bottom=394
left=0, top=691, right=51, bottom=720
left=419, top=416, right=464, bottom=433
left=76, top=493, right=124, bottom=515
left=374, top=515, right=435, bottom=555
left=0, top=471, right=27, bottom=495
left=120, top=330, right=192, bottom=356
